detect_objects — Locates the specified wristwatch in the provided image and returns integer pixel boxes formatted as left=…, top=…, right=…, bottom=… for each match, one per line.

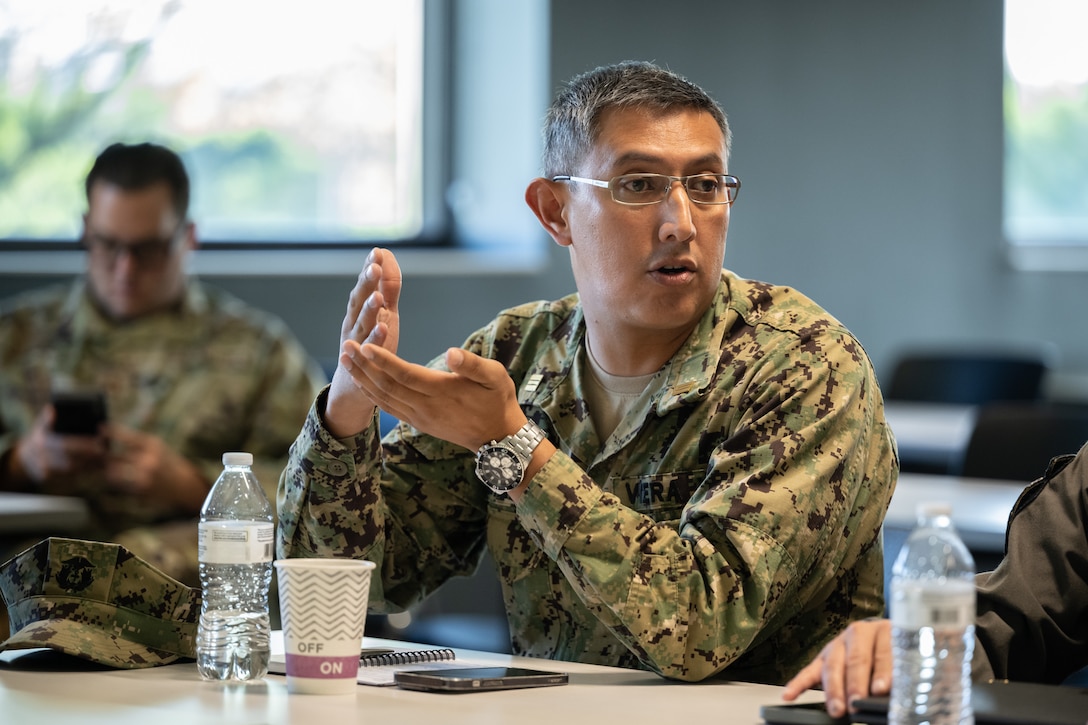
left=475, top=420, right=547, bottom=494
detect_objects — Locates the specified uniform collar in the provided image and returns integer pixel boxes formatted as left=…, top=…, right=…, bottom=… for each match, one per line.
left=61, top=278, right=206, bottom=337
left=655, top=275, right=731, bottom=412
left=519, top=272, right=732, bottom=417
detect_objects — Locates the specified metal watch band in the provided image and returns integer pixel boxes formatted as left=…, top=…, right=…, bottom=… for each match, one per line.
left=503, top=420, right=546, bottom=460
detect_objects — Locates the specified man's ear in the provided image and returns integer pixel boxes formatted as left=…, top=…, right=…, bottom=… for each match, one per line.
left=182, top=220, right=199, bottom=251
left=525, top=177, right=573, bottom=247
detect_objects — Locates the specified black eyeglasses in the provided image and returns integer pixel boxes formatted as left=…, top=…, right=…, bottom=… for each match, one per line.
left=552, top=173, right=740, bottom=206
left=84, top=224, right=185, bottom=267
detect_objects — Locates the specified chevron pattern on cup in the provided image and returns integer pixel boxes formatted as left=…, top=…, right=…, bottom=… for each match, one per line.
left=279, top=566, right=372, bottom=642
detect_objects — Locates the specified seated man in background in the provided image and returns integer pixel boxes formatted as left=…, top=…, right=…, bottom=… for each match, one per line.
left=783, top=441, right=1088, bottom=717
left=279, top=61, right=898, bottom=684
left=0, top=142, right=326, bottom=587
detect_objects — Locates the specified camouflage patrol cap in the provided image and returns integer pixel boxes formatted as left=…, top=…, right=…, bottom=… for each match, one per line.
left=0, top=537, right=200, bottom=669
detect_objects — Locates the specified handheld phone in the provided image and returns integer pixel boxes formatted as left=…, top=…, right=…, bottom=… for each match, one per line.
left=393, top=667, right=568, bottom=693
left=51, top=391, right=108, bottom=436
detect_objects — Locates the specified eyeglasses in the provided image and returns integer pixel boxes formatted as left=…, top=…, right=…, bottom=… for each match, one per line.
left=552, top=173, right=740, bottom=206
left=84, top=225, right=184, bottom=267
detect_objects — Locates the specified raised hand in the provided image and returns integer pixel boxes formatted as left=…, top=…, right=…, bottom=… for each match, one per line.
left=326, top=247, right=403, bottom=437
left=342, top=345, right=525, bottom=453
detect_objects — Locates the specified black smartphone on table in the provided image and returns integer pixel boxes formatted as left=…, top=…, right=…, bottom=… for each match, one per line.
left=51, top=391, right=108, bottom=436
left=393, top=667, right=568, bottom=693
left=760, top=702, right=849, bottom=725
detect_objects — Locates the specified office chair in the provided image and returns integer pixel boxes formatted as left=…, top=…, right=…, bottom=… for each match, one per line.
left=957, top=402, right=1088, bottom=482
left=885, top=347, right=1055, bottom=406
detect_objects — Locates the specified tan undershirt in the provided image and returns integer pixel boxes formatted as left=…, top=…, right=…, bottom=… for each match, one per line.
left=583, top=339, right=658, bottom=442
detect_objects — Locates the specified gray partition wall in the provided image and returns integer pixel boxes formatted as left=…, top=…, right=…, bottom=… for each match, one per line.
left=3, top=1, right=1086, bottom=397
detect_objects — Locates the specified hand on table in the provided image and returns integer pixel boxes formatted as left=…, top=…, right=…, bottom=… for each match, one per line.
left=781, top=618, right=893, bottom=718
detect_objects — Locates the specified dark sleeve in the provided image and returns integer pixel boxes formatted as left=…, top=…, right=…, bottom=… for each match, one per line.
left=974, top=445, right=1088, bottom=684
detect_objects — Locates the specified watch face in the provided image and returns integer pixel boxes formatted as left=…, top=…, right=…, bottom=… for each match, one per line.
left=477, top=445, right=524, bottom=491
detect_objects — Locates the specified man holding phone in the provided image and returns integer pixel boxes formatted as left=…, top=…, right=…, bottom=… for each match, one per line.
left=0, top=142, right=324, bottom=587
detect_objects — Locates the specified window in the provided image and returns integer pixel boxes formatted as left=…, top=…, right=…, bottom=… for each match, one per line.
left=0, top=0, right=440, bottom=268
left=1004, top=0, right=1088, bottom=270
left=0, top=0, right=549, bottom=277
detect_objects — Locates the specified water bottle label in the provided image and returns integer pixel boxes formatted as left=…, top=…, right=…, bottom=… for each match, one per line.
left=891, top=581, right=975, bottom=630
left=198, top=521, right=274, bottom=564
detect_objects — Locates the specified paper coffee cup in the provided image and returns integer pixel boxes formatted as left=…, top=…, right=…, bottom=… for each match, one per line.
left=274, top=558, right=376, bottom=695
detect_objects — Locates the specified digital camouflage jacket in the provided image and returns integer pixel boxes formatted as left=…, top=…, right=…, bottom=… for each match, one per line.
left=278, top=270, right=898, bottom=684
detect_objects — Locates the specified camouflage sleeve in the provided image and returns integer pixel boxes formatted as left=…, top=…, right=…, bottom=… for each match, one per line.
left=276, top=389, right=381, bottom=563
left=276, top=388, right=489, bottom=611
left=514, top=332, right=893, bottom=681
left=0, top=301, right=40, bottom=492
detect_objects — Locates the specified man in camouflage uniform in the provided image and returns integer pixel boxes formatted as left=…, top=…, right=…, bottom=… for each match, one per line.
left=278, top=61, right=898, bottom=684
left=0, top=142, right=325, bottom=588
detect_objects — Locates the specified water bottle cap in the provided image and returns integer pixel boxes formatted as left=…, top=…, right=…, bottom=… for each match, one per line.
left=916, top=501, right=952, bottom=519
left=222, top=451, right=253, bottom=466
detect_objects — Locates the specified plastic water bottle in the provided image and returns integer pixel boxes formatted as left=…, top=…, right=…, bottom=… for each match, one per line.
left=197, top=452, right=275, bottom=681
left=889, top=502, right=976, bottom=725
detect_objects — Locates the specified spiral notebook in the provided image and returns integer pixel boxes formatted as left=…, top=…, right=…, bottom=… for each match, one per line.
left=268, top=647, right=485, bottom=687
left=356, top=648, right=476, bottom=686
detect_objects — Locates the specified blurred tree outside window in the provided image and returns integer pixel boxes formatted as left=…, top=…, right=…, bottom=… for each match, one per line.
left=0, top=0, right=426, bottom=247
left=1004, top=0, right=1088, bottom=253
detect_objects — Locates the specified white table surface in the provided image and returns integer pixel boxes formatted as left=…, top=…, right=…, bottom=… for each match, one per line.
left=0, top=634, right=823, bottom=724
left=0, top=492, right=90, bottom=535
left=886, top=472, right=1025, bottom=553
left=883, top=401, right=978, bottom=471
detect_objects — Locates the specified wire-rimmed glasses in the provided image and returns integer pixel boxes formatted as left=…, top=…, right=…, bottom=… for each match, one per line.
left=552, top=173, right=740, bottom=206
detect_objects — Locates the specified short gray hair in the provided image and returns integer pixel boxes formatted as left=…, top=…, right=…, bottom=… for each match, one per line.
left=541, top=61, right=731, bottom=178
